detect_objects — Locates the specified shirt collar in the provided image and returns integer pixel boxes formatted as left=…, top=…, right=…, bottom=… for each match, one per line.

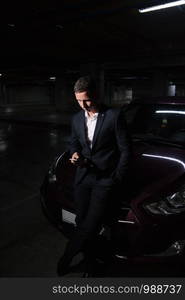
left=85, top=111, right=99, bottom=120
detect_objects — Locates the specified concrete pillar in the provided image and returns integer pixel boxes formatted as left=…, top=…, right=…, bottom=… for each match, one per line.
left=167, top=84, right=176, bottom=96
left=152, top=71, right=168, bottom=96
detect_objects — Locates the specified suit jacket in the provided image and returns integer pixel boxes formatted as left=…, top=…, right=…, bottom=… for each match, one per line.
left=69, top=104, right=131, bottom=185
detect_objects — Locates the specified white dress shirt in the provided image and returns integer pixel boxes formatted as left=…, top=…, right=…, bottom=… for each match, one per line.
left=85, top=111, right=99, bottom=148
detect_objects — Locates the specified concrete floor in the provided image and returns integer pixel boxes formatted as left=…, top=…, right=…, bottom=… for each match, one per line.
left=0, top=112, right=185, bottom=278
left=0, top=116, right=71, bottom=277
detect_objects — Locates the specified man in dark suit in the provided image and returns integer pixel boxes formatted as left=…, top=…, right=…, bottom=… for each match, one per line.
left=57, top=76, right=131, bottom=276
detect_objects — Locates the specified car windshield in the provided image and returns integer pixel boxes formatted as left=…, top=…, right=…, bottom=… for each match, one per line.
left=125, top=104, right=185, bottom=146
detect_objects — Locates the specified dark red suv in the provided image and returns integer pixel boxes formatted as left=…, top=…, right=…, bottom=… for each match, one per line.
left=40, top=97, right=185, bottom=264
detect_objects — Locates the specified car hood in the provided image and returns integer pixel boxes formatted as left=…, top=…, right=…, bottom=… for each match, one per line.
left=126, top=140, right=185, bottom=201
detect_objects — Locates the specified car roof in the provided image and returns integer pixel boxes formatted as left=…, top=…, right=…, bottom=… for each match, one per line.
left=132, top=97, right=185, bottom=105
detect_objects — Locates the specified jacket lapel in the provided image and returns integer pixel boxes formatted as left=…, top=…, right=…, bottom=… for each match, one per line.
left=91, top=111, right=105, bottom=150
left=78, top=111, right=87, bottom=145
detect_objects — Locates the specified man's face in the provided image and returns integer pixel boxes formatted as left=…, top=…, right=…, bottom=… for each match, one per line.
left=75, top=91, right=96, bottom=112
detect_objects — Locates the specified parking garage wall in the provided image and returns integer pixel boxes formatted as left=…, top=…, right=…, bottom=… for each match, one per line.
left=6, top=84, right=54, bottom=105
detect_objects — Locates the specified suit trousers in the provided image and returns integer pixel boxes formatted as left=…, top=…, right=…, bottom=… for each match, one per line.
left=62, top=171, right=119, bottom=268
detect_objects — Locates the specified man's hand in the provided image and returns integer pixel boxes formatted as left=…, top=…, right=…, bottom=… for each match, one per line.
left=69, top=152, right=80, bottom=165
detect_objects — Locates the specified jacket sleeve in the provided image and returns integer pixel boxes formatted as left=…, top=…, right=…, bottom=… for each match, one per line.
left=69, top=116, right=82, bottom=156
left=113, top=108, right=132, bottom=183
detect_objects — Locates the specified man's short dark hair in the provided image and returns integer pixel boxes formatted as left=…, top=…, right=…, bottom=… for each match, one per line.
left=74, top=76, right=97, bottom=97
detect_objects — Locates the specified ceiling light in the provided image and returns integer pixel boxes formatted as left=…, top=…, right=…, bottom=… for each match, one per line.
left=49, top=77, right=56, bottom=81
left=139, top=0, right=185, bottom=13
left=156, top=110, right=185, bottom=115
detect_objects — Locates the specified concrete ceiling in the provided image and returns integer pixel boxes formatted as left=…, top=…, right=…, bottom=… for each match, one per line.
left=1, top=0, right=185, bottom=74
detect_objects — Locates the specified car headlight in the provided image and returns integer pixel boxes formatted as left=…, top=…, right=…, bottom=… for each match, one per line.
left=143, top=186, right=185, bottom=216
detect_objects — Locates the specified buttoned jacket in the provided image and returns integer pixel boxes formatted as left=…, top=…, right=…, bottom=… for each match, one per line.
left=70, top=104, right=131, bottom=185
